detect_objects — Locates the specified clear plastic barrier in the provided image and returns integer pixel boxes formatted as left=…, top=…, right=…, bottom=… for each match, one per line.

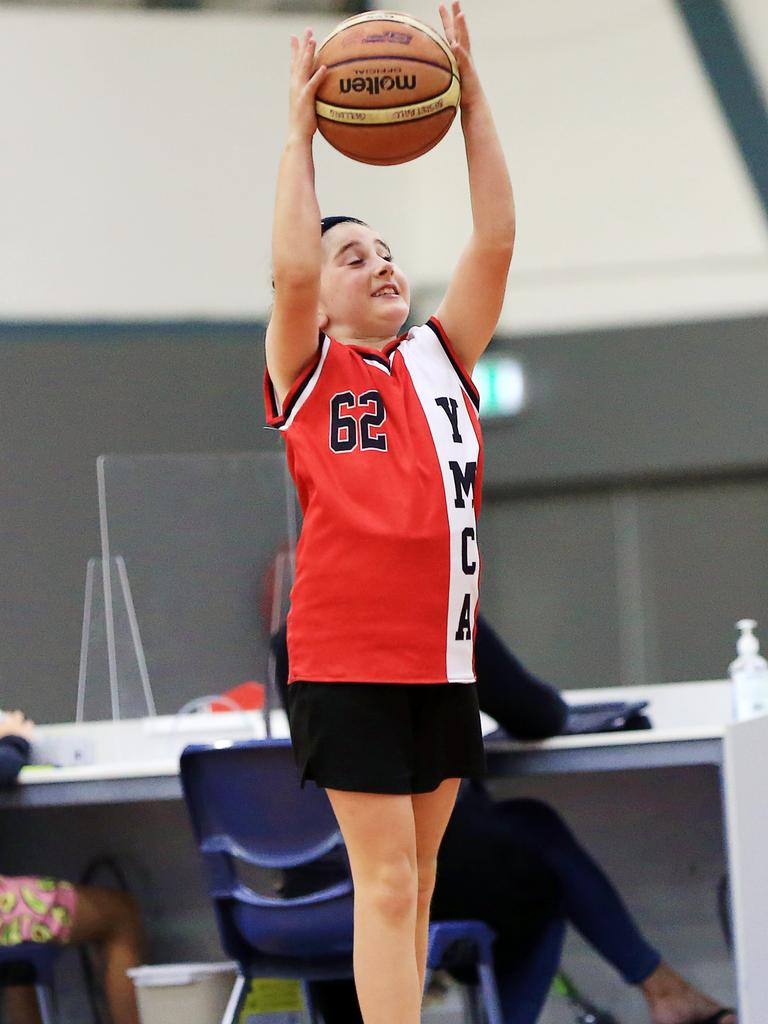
left=87, top=453, right=295, bottom=719
left=77, top=555, right=156, bottom=721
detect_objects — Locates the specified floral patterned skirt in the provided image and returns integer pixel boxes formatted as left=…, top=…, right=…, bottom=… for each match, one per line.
left=0, top=876, right=77, bottom=945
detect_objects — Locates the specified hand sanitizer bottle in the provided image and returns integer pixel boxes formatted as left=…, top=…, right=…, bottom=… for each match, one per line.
left=729, top=619, right=768, bottom=721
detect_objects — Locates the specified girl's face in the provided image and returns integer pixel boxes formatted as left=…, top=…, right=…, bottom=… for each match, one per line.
left=319, top=222, right=410, bottom=344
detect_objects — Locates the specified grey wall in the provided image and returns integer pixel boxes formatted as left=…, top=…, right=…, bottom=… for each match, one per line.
left=1, top=315, right=767, bottom=722
left=478, top=314, right=768, bottom=689
left=0, top=324, right=276, bottom=723
left=480, top=315, right=768, bottom=490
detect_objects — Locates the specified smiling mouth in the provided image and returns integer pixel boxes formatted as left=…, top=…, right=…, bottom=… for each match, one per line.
left=372, top=286, right=399, bottom=297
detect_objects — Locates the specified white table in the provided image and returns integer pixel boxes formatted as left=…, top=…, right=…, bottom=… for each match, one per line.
left=9, top=681, right=730, bottom=805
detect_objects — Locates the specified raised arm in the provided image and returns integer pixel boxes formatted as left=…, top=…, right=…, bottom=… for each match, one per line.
left=435, top=2, right=515, bottom=374
left=265, top=31, right=328, bottom=407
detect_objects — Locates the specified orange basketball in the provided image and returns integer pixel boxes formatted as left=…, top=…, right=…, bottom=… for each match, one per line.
left=314, top=11, right=460, bottom=166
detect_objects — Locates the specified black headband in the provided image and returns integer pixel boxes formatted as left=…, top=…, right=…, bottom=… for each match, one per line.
left=320, top=215, right=367, bottom=235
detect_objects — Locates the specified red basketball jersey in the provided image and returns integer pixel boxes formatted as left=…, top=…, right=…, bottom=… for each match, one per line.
left=264, top=317, right=483, bottom=684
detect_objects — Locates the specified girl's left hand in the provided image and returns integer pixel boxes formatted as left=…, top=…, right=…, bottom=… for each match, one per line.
left=439, top=2, right=481, bottom=110
left=0, top=710, right=35, bottom=742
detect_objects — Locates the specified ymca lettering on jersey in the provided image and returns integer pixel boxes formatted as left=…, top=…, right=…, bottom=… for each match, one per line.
left=264, top=317, right=482, bottom=686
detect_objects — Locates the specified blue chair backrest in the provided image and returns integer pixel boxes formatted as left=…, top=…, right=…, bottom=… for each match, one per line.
left=180, top=739, right=344, bottom=871
left=180, top=738, right=354, bottom=962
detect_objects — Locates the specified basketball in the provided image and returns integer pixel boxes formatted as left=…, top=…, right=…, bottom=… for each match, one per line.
left=314, top=11, right=460, bottom=166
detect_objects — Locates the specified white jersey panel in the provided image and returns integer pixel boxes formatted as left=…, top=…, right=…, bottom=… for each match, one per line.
left=279, top=337, right=331, bottom=432
left=398, top=324, right=479, bottom=682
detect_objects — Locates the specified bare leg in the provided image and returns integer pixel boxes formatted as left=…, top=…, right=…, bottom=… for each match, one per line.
left=412, top=778, right=461, bottom=994
left=67, top=885, right=145, bottom=1024
left=640, top=962, right=736, bottom=1024
left=3, top=987, right=42, bottom=1024
left=326, top=789, right=421, bottom=1024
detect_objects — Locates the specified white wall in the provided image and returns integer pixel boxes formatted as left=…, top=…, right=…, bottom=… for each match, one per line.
left=407, top=0, right=768, bottom=331
left=2, top=0, right=767, bottom=331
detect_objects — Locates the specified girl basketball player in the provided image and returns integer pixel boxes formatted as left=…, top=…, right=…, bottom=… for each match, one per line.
left=264, top=5, right=514, bottom=1023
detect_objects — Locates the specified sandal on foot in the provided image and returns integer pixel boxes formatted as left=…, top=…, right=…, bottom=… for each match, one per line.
left=695, top=1011, right=736, bottom=1024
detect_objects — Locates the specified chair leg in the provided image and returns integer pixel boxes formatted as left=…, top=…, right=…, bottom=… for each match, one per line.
left=478, top=963, right=504, bottom=1024
left=300, top=978, right=319, bottom=1024
left=34, top=984, right=57, bottom=1024
left=461, top=982, right=483, bottom=1024
left=221, top=974, right=246, bottom=1024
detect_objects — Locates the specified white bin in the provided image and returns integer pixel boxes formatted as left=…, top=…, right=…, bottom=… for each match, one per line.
left=128, top=962, right=238, bottom=1024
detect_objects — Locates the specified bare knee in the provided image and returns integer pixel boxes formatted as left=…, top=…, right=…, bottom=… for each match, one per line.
left=73, top=885, right=145, bottom=950
left=416, top=856, right=437, bottom=912
left=108, top=889, right=144, bottom=944
left=358, top=855, right=417, bottom=923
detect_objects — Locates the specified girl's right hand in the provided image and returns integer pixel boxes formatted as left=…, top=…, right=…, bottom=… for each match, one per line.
left=288, top=29, right=327, bottom=141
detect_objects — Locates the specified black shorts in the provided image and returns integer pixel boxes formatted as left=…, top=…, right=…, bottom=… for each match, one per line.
left=286, top=681, right=486, bottom=795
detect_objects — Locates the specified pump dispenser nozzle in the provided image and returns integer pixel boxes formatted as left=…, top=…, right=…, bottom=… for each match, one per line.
left=735, top=619, right=760, bottom=658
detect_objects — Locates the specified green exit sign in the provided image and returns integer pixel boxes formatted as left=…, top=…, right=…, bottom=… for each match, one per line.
left=473, top=355, right=525, bottom=418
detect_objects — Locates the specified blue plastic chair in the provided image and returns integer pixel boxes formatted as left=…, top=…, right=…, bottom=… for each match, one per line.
left=427, top=920, right=503, bottom=1024
left=180, top=738, right=503, bottom=1024
left=0, top=943, right=61, bottom=1023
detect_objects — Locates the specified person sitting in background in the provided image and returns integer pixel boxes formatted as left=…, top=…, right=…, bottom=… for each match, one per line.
left=272, top=619, right=735, bottom=1024
left=0, top=710, right=145, bottom=1024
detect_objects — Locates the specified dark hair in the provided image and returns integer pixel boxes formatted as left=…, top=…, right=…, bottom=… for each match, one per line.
left=320, top=215, right=367, bottom=235
left=271, top=217, right=369, bottom=290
